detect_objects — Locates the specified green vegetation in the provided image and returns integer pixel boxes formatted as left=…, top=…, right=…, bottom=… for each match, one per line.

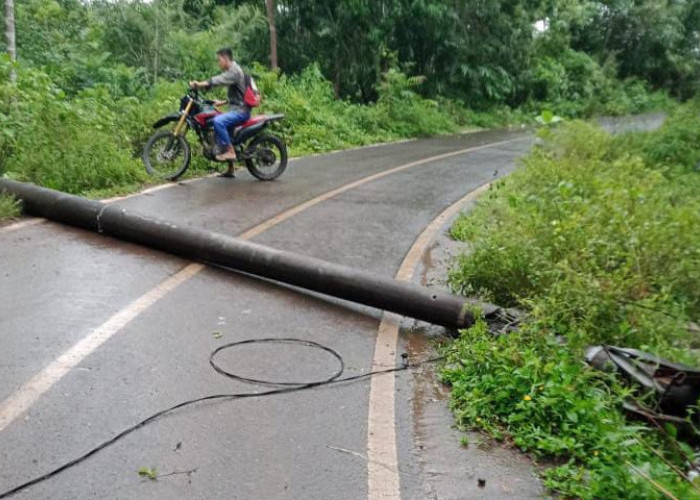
left=246, top=1, right=699, bottom=109
left=254, top=66, right=457, bottom=155
left=444, top=103, right=700, bottom=498
left=0, top=57, right=149, bottom=196
left=0, top=0, right=696, bottom=209
left=10, top=0, right=699, bottom=108
left=0, top=193, right=20, bottom=220
left=0, top=56, right=483, bottom=198
left=137, top=467, right=158, bottom=481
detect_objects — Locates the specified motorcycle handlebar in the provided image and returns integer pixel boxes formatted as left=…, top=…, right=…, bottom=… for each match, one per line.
left=186, top=86, right=222, bottom=108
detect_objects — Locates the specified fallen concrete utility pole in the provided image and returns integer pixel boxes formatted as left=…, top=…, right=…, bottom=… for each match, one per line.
left=1, top=179, right=481, bottom=329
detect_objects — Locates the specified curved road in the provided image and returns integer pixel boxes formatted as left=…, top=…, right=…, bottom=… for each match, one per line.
left=1, top=128, right=543, bottom=499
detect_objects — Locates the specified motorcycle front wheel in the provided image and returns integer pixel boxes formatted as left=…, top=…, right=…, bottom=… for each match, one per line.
left=244, top=134, right=288, bottom=181
left=142, top=130, right=191, bottom=181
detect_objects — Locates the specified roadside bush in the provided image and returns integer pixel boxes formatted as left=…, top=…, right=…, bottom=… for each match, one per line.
left=0, top=58, right=147, bottom=194
left=529, top=49, right=606, bottom=109
left=374, top=69, right=457, bottom=137
left=617, top=99, right=700, bottom=171
left=450, top=117, right=700, bottom=350
left=0, top=194, right=20, bottom=220
left=527, top=48, right=675, bottom=118
left=441, top=101, right=532, bottom=129
left=254, top=64, right=462, bottom=155
left=442, top=321, right=700, bottom=499
left=255, top=65, right=388, bottom=154
left=445, top=107, right=700, bottom=497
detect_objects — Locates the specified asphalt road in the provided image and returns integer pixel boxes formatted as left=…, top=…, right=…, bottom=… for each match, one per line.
left=0, top=125, right=588, bottom=499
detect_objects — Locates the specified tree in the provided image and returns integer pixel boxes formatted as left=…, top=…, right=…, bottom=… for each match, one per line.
left=264, top=0, right=277, bottom=69
left=4, top=0, right=15, bottom=81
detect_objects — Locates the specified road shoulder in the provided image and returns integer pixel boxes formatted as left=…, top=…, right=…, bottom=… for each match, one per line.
left=396, top=191, right=543, bottom=499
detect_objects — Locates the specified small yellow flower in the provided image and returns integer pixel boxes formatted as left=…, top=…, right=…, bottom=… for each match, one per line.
left=593, top=450, right=599, bottom=457
left=523, top=395, right=532, bottom=401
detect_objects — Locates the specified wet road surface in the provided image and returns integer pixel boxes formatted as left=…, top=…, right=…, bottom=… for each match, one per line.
left=0, top=125, right=595, bottom=499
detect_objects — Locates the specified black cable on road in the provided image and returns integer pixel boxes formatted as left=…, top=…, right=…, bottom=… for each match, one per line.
left=210, top=338, right=345, bottom=387
left=0, top=338, right=444, bottom=499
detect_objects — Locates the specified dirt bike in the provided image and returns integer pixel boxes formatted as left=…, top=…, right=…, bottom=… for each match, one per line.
left=142, top=88, right=288, bottom=181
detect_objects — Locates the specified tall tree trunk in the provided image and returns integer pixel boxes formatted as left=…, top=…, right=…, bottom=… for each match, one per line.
left=4, top=0, right=16, bottom=81
left=265, top=0, right=278, bottom=70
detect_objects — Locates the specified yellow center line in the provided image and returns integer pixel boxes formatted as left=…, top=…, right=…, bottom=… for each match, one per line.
left=0, top=137, right=524, bottom=434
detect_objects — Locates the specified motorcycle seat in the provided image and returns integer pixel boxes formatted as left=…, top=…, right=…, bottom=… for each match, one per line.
left=239, top=116, right=267, bottom=129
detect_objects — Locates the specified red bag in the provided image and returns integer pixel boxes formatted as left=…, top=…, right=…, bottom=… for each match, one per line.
left=243, top=74, right=261, bottom=108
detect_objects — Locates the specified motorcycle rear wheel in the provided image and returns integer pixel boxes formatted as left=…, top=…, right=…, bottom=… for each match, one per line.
left=143, top=130, right=191, bottom=181
left=244, top=134, right=288, bottom=181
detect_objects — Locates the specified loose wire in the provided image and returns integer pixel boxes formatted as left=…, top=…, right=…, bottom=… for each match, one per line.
left=0, top=338, right=443, bottom=499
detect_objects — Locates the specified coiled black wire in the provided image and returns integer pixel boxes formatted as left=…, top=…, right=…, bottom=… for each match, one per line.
left=0, top=338, right=443, bottom=499
left=210, top=338, right=345, bottom=387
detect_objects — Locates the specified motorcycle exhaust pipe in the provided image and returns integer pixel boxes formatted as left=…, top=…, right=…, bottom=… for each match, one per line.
left=1, top=179, right=480, bottom=329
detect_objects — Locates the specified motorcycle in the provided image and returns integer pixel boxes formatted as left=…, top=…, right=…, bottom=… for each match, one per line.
left=142, top=88, right=288, bottom=181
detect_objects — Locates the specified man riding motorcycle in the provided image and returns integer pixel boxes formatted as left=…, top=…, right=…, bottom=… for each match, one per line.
left=189, top=47, right=250, bottom=177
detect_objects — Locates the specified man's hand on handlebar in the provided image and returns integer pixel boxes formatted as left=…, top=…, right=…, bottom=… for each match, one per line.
left=189, top=80, right=208, bottom=90
left=213, top=99, right=227, bottom=107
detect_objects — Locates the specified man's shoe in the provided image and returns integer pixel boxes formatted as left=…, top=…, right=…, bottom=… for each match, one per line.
left=216, top=149, right=237, bottom=162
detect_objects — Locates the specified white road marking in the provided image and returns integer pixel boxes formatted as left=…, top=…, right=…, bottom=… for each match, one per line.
left=0, top=263, right=204, bottom=433
left=239, top=138, right=523, bottom=239
left=0, top=138, right=522, bottom=434
left=367, top=181, right=493, bottom=500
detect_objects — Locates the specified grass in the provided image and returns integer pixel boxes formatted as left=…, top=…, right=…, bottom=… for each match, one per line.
left=0, top=194, right=21, bottom=221
left=443, top=101, right=700, bottom=498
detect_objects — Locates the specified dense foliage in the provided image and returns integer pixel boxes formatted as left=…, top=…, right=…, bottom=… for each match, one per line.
left=0, top=54, right=488, bottom=196
left=4, top=0, right=699, bottom=110
left=260, top=0, right=700, bottom=108
left=445, top=103, right=700, bottom=497
left=450, top=106, right=700, bottom=350
left=0, top=0, right=696, bottom=201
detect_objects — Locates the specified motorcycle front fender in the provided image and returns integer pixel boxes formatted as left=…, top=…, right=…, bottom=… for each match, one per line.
left=152, top=113, right=181, bottom=129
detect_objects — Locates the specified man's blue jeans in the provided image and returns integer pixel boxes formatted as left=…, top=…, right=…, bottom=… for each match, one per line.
left=213, top=110, right=250, bottom=148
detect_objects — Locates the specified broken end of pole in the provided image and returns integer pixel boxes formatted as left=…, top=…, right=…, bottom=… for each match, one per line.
left=457, top=304, right=476, bottom=330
